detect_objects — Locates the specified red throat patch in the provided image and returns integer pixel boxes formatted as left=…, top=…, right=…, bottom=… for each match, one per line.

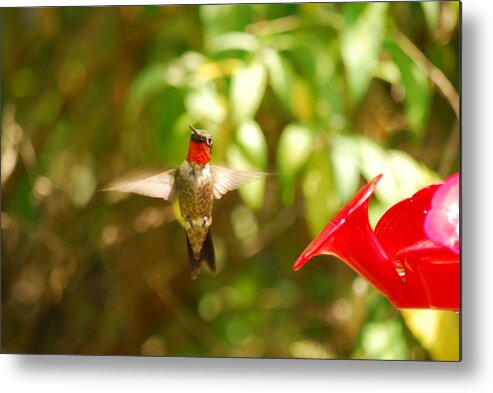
left=186, top=140, right=211, bottom=165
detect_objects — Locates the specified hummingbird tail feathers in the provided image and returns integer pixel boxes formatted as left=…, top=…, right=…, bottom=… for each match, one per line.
left=202, top=230, right=216, bottom=275
left=185, top=230, right=216, bottom=279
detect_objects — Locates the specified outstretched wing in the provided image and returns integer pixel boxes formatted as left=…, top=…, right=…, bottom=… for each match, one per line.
left=211, top=165, right=268, bottom=200
left=102, top=169, right=177, bottom=201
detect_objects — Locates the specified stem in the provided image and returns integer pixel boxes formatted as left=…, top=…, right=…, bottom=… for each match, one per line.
left=392, top=30, right=460, bottom=118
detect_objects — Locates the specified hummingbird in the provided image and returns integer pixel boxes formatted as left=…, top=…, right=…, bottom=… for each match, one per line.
left=104, top=126, right=267, bottom=279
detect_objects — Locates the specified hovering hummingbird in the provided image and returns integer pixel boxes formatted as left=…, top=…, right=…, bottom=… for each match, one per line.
left=104, top=126, right=267, bottom=279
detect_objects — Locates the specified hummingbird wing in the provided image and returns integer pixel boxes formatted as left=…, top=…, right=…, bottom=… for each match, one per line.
left=102, top=169, right=177, bottom=201
left=210, top=165, right=268, bottom=199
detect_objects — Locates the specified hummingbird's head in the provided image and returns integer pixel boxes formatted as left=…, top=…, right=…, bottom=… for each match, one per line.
left=186, top=125, right=213, bottom=165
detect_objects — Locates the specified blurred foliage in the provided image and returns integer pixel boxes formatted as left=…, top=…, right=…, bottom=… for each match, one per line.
left=1, top=2, right=459, bottom=360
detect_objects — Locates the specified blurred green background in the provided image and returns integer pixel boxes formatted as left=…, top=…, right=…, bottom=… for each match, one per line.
left=1, top=2, right=459, bottom=360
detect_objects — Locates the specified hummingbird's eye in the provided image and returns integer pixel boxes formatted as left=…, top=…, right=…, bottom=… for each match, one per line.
left=206, top=137, right=213, bottom=147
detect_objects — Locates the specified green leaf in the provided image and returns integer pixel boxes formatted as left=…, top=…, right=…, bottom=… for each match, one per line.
left=227, top=120, right=267, bottom=210
left=67, top=162, right=97, bottom=208
left=277, top=124, right=313, bottom=205
left=230, top=60, right=267, bottom=124
left=356, top=135, right=439, bottom=217
left=291, top=77, right=314, bottom=122
left=387, top=150, right=440, bottom=195
left=10, top=175, right=38, bottom=223
left=340, top=2, right=388, bottom=104
left=207, top=32, right=259, bottom=55
left=421, top=2, right=440, bottom=32
left=385, top=37, right=432, bottom=138
left=355, top=136, right=400, bottom=225
left=127, top=64, right=167, bottom=114
left=264, top=49, right=296, bottom=114
left=235, top=120, right=268, bottom=169
left=331, top=135, right=360, bottom=202
left=127, top=53, right=207, bottom=117
left=355, top=320, right=409, bottom=360
left=200, top=4, right=253, bottom=42
left=302, top=149, right=339, bottom=236
left=311, top=44, right=346, bottom=122
left=186, top=83, right=227, bottom=125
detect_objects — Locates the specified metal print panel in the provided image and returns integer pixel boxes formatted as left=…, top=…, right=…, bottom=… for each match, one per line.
left=1, top=1, right=461, bottom=360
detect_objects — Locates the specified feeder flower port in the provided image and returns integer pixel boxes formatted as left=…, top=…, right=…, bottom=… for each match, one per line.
left=293, top=174, right=460, bottom=311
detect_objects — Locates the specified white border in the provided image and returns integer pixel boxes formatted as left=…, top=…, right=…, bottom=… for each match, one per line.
left=2, top=0, right=492, bottom=392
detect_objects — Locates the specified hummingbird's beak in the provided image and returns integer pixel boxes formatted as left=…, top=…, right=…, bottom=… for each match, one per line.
left=189, top=125, right=198, bottom=135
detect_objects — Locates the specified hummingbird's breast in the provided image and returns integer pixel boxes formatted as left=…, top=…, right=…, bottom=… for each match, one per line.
left=175, top=161, right=214, bottom=258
